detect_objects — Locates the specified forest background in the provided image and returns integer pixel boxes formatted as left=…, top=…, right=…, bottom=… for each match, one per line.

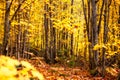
left=0, top=0, right=120, bottom=79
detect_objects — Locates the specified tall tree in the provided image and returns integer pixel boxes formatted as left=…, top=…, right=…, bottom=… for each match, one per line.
left=3, top=0, right=12, bottom=55
left=91, top=0, right=98, bottom=69
left=44, top=1, right=50, bottom=62
left=82, top=0, right=99, bottom=69
left=70, top=0, right=74, bottom=56
left=49, top=0, right=56, bottom=63
left=101, top=0, right=108, bottom=77
left=3, top=0, right=25, bottom=55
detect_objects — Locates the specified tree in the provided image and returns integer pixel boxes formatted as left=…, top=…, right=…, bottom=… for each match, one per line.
left=3, top=0, right=12, bottom=55
left=82, top=0, right=98, bottom=70
left=44, top=1, right=50, bottom=62
left=49, top=0, right=56, bottom=63
left=3, top=0, right=25, bottom=55
left=70, top=0, right=74, bottom=56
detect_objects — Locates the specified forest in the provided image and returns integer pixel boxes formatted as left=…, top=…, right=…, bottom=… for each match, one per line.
left=0, top=0, right=120, bottom=80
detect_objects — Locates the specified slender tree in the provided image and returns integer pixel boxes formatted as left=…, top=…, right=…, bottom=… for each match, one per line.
left=49, top=0, right=56, bottom=63
left=70, top=0, right=74, bottom=56
left=101, top=0, right=108, bottom=77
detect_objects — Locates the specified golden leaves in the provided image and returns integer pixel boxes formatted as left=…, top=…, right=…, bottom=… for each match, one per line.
left=115, top=0, right=120, bottom=5
left=0, top=56, right=44, bottom=80
left=93, top=44, right=107, bottom=50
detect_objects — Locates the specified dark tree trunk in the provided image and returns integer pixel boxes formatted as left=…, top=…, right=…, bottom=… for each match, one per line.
left=70, top=0, right=74, bottom=56
left=53, top=27, right=56, bottom=63
left=82, top=0, right=94, bottom=69
left=22, top=30, right=27, bottom=58
left=102, top=0, right=109, bottom=77
left=91, top=0, right=98, bottom=70
left=44, top=3, right=50, bottom=62
left=98, top=0, right=105, bottom=34
left=3, top=0, right=11, bottom=55
left=118, top=5, right=120, bottom=38
left=49, top=0, right=56, bottom=63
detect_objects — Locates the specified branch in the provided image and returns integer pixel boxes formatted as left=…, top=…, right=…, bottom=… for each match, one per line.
left=95, top=0, right=99, bottom=4
left=97, top=0, right=105, bottom=34
left=108, top=0, right=112, bottom=7
left=5, top=0, right=13, bottom=13
left=82, top=0, right=88, bottom=29
left=10, top=0, right=26, bottom=23
left=9, top=0, right=14, bottom=10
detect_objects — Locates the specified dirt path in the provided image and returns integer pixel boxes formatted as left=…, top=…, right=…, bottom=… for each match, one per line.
left=28, top=58, right=116, bottom=80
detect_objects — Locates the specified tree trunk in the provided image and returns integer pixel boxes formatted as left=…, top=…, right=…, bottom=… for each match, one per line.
left=70, top=0, right=74, bottom=56
left=91, top=0, right=98, bottom=69
left=16, top=0, right=21, bottom=59
left=101, top=0, right=108, bottom=77
left=49, top=0, right=56, bottom=63
left=3, top=0, right=11, bottom=55
left=22, top=30, right=27, bottom=58
left=82, top=0, right=94, bottom=69
left=44, top=2, right=50, bottom=62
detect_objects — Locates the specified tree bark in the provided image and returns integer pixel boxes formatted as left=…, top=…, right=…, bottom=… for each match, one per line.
left=91, top=0, right=98, bottom=69
left=3, top=0, right=11, bottom=55
left=49, top=0, right=56, bottom=63
left=44, top=2, right=50, bottom=62
left=70, top=0, right=74, bottom=56
left=102, top=0, right=108, bottom=77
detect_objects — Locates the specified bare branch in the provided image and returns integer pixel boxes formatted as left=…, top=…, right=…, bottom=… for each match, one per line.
left=10, top=0, right=26, bottom=23
left=9, top=0, right=14, bottom=9
left=108, top=0, right=112, bottom=7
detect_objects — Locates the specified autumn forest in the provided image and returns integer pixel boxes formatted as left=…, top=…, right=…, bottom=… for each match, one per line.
left=0, top=0, right=120, bottom=80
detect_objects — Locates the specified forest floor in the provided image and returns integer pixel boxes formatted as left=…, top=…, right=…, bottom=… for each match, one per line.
left=24, top=57, right=117, bottom=80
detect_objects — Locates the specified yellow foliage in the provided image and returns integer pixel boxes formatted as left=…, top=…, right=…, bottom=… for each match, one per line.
left=0, top=56, right=44, bottom=80
left=93, top=44, right=107, bottom=50
left=116, top=0, right=120, bottom=5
